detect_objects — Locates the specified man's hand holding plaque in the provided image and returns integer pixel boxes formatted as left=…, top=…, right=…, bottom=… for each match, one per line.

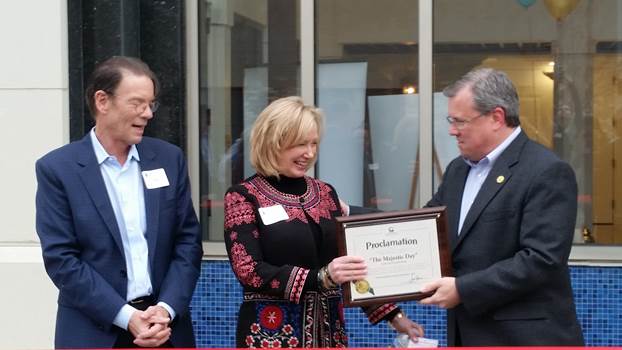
left=335, top=207, right=452, bottom=307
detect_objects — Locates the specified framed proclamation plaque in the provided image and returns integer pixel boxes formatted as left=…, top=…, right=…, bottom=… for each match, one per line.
left=335, top=207, right=452, bottom=307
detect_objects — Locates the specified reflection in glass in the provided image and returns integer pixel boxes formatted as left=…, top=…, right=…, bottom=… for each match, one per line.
left=198, top=0, right=299, bottom=240
left=316, top=0, right=420, bottom=210
left=433, top=0, right=622, bottom=245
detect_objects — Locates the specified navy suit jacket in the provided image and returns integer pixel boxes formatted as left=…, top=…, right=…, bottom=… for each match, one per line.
left=427, top=131, right=584, bottom=346
left=35, top=134, right=203, bottom=348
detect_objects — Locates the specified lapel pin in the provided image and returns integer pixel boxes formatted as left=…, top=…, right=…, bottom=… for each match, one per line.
left=496, top=175, right=505, bottom=184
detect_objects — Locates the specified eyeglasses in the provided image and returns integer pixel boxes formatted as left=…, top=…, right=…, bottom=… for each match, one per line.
left=105, top=92, right=160, bottom=114
left=445, top=112, right=488, bottom=130
left=136, top=100, right=160, bottom=114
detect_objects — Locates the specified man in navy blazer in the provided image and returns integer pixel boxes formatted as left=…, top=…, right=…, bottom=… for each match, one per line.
left=419, top=68, right=584, bottom=345
left=35, top=56, right=203, bottom=348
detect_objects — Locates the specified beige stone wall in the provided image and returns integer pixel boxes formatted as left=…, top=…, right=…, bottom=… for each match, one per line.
left=0, top=0, right=68, bottom=348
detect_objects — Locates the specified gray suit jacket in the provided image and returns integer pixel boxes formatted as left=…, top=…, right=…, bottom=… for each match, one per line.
left=427, top=131, right=584, bottom=346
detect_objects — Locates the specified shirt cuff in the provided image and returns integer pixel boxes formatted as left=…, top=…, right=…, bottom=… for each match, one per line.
left=113, top=304, right=138, bottom=330
left=157, top=301, right=176, bottom=321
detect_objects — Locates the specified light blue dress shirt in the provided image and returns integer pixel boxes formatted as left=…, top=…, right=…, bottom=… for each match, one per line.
left=458, top=127, right=522, bottom=234
left=90, top=129, right=174, bottom=330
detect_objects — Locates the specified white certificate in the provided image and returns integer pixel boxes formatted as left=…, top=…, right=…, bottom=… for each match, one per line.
left=335, top=207, right=452, bottom=306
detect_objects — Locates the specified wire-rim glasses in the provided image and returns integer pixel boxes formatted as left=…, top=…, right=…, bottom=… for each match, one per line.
left=445, top=112, right=488, bottom=130
left=105, top=91, right=160, bottom=114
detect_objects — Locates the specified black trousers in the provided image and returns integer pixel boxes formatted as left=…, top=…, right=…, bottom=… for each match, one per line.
left=114, top=296, right=173, bottom=348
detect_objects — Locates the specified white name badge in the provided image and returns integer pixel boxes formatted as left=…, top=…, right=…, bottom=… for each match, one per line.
left=141, top=168, right=170, bottom=189
left=258, top=205, right=289, bottom=225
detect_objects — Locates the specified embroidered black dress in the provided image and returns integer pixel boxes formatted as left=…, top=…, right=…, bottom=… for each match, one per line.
left=224, top=174, right=398, bottom=348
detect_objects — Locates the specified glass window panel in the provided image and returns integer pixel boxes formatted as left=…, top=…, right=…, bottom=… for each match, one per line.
left=433, top=0, right=622, bottom=245
left=316, top=0, right=420, bottom=211
left=198, top=0, right=300, bottom=241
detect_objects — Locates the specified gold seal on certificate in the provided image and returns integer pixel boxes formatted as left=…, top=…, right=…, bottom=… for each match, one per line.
left=354, top=279, right=374, bottom=295
left=335, top=207, right=452, bottom=307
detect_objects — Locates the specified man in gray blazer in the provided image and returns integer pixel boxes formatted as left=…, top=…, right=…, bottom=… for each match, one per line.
left=419, top=68, right=584, bottom=346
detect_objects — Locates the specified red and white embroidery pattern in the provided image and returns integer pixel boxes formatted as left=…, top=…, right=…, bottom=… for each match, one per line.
left=303, top=295, right=316, bottom=347
left=245, top=306, right=299, bottom=348
left=242, top=290, right=345, bottom=348
left=287, top=337, right=299, bottom=347
left=246, top=330, right=298, bottom=349
left=244, top=176, right=337, bottom=225
left=260, top=305, right=283, bottom=330
left=366, top=303, right=398, bottom=324
left=225, top=191, right=256, bottom=229
left=245, top=335, right=254, bottom=347
left=230, top=242, right=263, bottom=288
left=285, top=267, right=309, bottom=304
left=332, top=319, right=348, bottom=348
left=306, top=182, right=338, bottom=223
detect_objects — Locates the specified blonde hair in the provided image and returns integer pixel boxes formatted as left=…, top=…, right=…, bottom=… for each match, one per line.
left=250, top=96, right=324, bottom=177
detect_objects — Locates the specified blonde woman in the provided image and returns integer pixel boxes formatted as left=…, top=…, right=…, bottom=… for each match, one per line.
left=224, top=96, right=423, bottom=347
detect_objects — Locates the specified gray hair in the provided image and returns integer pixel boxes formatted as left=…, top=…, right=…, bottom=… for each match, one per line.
left=443, top=68, right=520, bottom=127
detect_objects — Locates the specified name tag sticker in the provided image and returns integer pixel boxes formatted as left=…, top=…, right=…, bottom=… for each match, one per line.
left=141, top=168, right=170, bottom=189
left=258, top=205, right=289, bottom=225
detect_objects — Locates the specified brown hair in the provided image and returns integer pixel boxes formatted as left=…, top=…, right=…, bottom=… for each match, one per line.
left=85, top=56, right=159, bottom=118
